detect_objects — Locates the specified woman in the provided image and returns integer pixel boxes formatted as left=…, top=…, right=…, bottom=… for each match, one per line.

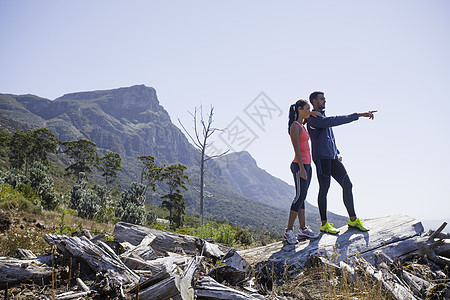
left=284, top=99, right=320, bottom=244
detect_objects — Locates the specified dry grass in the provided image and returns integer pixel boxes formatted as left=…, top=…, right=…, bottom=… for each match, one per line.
left=0, top=209, right=114, bottom=257
left=278, top=261, right=389, bottom=300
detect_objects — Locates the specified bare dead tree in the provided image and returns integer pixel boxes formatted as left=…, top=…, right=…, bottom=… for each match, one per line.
left=178, top=106, right=229, bottom=226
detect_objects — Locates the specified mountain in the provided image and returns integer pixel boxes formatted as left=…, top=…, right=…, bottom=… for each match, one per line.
left=0, top=85, right=346, bottom=232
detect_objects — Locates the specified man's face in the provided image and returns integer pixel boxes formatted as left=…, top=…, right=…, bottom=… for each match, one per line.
left=313, top=94, right=326, bottom=110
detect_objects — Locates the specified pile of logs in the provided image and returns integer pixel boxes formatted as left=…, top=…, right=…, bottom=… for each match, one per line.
left=0, top=215, right=449, bottom=299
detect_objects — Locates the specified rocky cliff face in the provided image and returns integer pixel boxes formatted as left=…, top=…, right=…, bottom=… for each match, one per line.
left=3, top=85, right=197, bottom=166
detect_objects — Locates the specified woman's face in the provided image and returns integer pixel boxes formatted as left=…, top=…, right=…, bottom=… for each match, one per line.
left=298, top=104, right=311, bottom=119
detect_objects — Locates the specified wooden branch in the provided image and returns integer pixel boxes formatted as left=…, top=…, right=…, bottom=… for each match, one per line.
left=429, top=222, right=447, bottom=240
left=76, top=278, right=90, bottom=292
left=55, top=291, right=91, bottom=300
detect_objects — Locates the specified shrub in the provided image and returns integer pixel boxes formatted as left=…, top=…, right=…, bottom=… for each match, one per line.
left=235, top=228, right=253, bottom=246
left=69, top=173, right=102, bottom=220
left=0, top=184, right=41, bottom=214
left=29, top=162, right=58, bottom=210
left=116, top=182, right=153, bottom=225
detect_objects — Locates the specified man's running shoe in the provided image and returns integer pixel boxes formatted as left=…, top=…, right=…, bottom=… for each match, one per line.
left=348, top=218, right=369, bottom=232
left=298, top=226, right=320, bottom=239
left=320, top=222, right=340, bottom=234
left=284, top=229, right=298, bottom=244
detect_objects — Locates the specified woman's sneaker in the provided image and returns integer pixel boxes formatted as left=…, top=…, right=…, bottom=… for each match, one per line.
left=298, top=226, right=320, bottom=239
left=284, top=229, right=298, bottom=244
left=320, top=222, right=340, bottom=234
left=348, top=218, right=369, bottom=231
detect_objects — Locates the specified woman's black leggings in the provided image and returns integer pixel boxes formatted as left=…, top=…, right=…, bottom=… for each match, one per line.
left=315, top=158, right=356, bottom=221
left=290, top=162, right=312, bottom=212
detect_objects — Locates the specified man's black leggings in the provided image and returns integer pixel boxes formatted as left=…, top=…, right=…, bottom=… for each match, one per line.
left=315, top=158, right=356, bottom=221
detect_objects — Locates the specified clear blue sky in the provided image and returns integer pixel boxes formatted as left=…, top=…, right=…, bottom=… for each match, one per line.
left=1, top=1, right=449, bottom=222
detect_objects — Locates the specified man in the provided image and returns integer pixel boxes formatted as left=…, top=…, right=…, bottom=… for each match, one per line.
left=307, top=91, right=376, bottom=234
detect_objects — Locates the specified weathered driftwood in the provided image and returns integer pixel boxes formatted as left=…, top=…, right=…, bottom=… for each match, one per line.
left=355, top=258, right=418, bottom=300
left=120, top=234, right=156, bottom=261
left=200, top=240, right=225, bottom=259
left=138, top=256, right=202, bottom=300
left=16, top=248, right=37, bottom=260
left=209, top=248, right=251, bottom=285
left=55, top=290, right=92, bottom=300
left=179, top=256, right=202, bottom=300
left=402, top=269, right=435, bottom=297
left=122, top=253, right=187, bottom=272
left=195, top=276, right=265, bottom=300
left=139, top=276, right=181, bottom=300
left=429, top=222, right=447, bottom=240
left=43, top=234, right=139, bottom=289
left=239, top=215, right=423, bottom=273
left=114, top=222, right=199, bottom=256
left=0, top=257, right=52, bottom=287
left=77, top=277, right=90, bottom=292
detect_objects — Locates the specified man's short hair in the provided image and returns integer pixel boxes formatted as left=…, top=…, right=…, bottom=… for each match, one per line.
left=309, top=91, right=324, bottom=104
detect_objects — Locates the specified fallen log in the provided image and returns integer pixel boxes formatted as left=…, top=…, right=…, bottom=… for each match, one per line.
left=138, top=275, right=181, bottom=300
left=0, top=257, right=52, bottom=287
left=122, top=253, right=187, bottom=273
left=113, top=222, right=199, bottom=256
left=137, top=256, right=202, bottom=300
left=43, top=234, right=139, bottom=290
left=195, top=276, right=265, bottom=300
left=180, top=256, right=202, bottom=300
left=239, top=215, right=423, bottom=276
left=355, top=258, right=418, bottom=300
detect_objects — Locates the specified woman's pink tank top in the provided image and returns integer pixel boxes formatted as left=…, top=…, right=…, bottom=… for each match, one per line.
left=290, top=121, right=311, bottom=164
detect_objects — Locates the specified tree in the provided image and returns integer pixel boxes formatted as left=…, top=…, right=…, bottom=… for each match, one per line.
left=29, top=128, right=58, bottom=165
left=29, top=161, right=58, bottom=210
left=178, top=106, right=228, bottom=225
left=0, top=128, right=11, bottom=158
left=160, top=164, right=189, bottom=229
left=69, top=172, right=102, bottom=220
left=138, top=155, right=163, bottom=193
left=116, top=182, right=147, bottom=225
left=61, top=138, right=98, bottom=180
left=99, top=151, right=122, bottom=185
left=8, top=128, right=58, bottom=177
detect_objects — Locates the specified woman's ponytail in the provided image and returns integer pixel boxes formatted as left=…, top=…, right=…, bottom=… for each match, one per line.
left=288, top=104, right=297, bottom=134
left=287, top=99, right=308, bottom=134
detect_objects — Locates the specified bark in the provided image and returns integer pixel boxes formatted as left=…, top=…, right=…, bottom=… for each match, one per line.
left=239, top=215, right=423, bottom=273
left=0, top=257, right=52, bottom=287
left=43, top=234, right=139, bottom=290
left=113, top=222, right=199, bottom=256
left=195, top=276, right=264, bottom=300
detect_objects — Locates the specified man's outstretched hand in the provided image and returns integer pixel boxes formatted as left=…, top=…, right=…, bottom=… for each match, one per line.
left=358, top=110, right=377, bottom=120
